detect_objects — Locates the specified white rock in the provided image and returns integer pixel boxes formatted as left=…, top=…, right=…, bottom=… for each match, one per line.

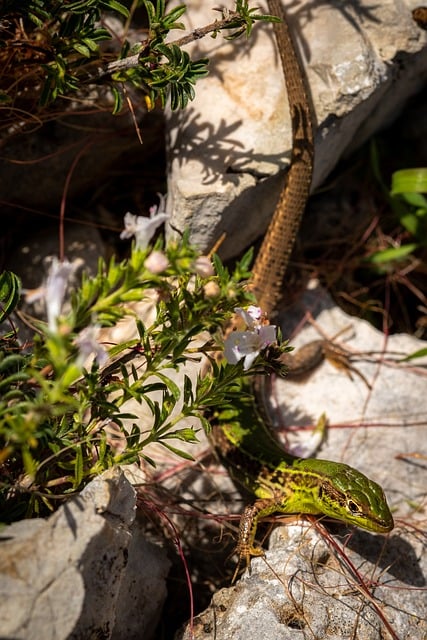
left=178, top=521, right=426, bottom=639
left=177, top=284, right=427, bottom=639
left=0, top=468, right=170, bottom=640
left=166, top=0, right=427, bottom=258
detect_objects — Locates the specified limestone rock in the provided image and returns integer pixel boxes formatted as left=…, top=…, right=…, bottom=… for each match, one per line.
left=0, top=468, right=170, bottom=640
left=166, top=0, right=427, bottom=258
left=177, top=284, right=427, bottom=639
left=178, top=522, right=426, bottom=639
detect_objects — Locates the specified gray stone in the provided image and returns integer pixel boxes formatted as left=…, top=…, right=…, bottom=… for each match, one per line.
left=178, top=522, right=426, bottom=639
left=177, top=284, right=427, bottom=639
left=0, top=468, right=170, bottom=640
left=166, top=0, right=427, bottom=258
left=111, top=522, right=171, bottom=640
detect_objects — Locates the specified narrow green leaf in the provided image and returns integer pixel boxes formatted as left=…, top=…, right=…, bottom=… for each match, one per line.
left=154, top=372, right=181, bottom=401
left=198, top=414, right=211, bottom=434
left=73, top=43, right=91, bottom=57
left=165, top=427, right=199, bottom=443
left=159, top=441, right=195, bottom=460
left=142, top=0, right=156, bottom=26
left=183, top=374, right=194, bottom=405
left=138, top=451, right=157, bottom=467
left=391, top=168, right=427, bottom=195
left=401, top=347, right=427, bottom=361
left=59, top=364, right=82, bottom=390
left=22, top=447, right=37, bottom=478
left=74, top=445, right=84, bottom=488
left=82, top=38, right=101, bottom=53
left=100, top=0, right=130, bottom=18
left=400, top=192, right=427, bottom=209
left=399, top=212, right=420, bottom=235
left=366, top=244, right=418, bottom=264
left=0, top=271, right=21, bottom=323
left=163, top=5, right=187, bottom=24
left=0, top=373, right=29, bottom=391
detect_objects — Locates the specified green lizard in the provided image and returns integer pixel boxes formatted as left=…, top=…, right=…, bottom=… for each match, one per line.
left=211, top=383, right=394, bottom=571
left=210, top=0, right=394, bottom=573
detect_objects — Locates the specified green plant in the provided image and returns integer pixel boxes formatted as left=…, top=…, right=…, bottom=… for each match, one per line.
left=368, top=144, right=427, bottom=267
left=365, top=167, right=427, bottom=266
left=0, top=1, right=278, bottom=131
left=0, top=232, right=289, bottom=523
left=390, top=168, right=427, bottom=241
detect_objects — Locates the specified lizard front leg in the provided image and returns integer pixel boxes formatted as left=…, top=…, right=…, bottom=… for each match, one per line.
left=236, top=497, right=286, bottom=575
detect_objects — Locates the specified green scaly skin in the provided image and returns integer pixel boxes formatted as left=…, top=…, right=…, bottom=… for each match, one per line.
left=211, top=387, right=394, bottom=570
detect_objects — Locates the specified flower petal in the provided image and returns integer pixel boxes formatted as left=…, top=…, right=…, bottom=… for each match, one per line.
left=75, top=325, right=108, bottom=367
left=144, top=250, right=169, bottom=273
left=258, top=324, right=277, bottom=347
left=134, top=214, right=170, bottom=249
left=243, top=351, right=259, bottom=370
left=193, top=255, right=214, bottom=277
left=247, top=305, right=262, bottom=323
left=45, top=258, right=78, bottom=331
left=224, top=330, right=263, bottom=368
left=120, top=207, right=170, bottom=249
left=234, top=307, right=256, bottom=328
left=120, top=212, right=138, bottom=239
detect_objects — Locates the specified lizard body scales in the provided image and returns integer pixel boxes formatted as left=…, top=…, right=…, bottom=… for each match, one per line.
left=251, top=0, right=314, bottom=314
left=211, top=2, right=394, bottom=571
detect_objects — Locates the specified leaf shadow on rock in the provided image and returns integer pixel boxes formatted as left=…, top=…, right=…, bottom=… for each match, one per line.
left=168, top=108, right=290, bottom=184
left=62, top=494, right=85, bottom=539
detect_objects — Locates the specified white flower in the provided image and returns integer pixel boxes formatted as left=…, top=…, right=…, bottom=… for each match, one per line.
left=224, top=307, right=277, bottom=370
left=203, top=281, right=220, bottom=298
left=75, top=324, right=108, bottom=368
left=235, top=305, right=262, bottom=328
left=24, top=286, right=46, bottom=305
left=25, top=257, right=80, bottom=331
left=45, top=258, right=79, bottom=331
left=120, top=194, right=170, bottom=250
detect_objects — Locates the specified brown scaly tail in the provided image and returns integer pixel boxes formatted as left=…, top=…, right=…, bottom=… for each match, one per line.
left=251, top=0, right=315, bottom=316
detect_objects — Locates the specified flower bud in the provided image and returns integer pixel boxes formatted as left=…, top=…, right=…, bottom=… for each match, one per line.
left=144, top=250, right=169, bottom=274
left=203, top=281, right=220, bottom=297
left=193, top=255, right=215, bottom=278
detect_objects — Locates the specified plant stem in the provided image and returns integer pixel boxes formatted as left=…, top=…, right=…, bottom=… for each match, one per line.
left=79, top=12, right=245, bottom=84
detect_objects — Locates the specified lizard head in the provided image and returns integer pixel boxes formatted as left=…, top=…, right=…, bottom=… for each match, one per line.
left=298, top=458, right=394, bottom=533
left=316, top=461, right=394, bottom=533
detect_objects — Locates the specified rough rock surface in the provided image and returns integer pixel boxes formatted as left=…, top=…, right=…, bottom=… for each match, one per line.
left=0, top=468, right=170, bottom=640
left=177, top=285, right=427, bottom=639
left=166, top=0, right=427, bottom=258
left=179, top=521, right=426, bottom=639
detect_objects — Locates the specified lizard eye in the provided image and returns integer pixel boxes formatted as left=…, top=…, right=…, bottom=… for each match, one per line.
left=347, top=499, right=360, bottom=514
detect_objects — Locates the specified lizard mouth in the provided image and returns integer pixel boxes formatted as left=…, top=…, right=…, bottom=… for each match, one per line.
left=375, top=516, right=394, bottom=533
left=365, top=511, right=394, bottom=533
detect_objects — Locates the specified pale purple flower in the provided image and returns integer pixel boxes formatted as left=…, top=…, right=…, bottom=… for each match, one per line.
left=75, top=324, right=108, bottom=368
left=144, top=250, right=169, bottom=274
left=193, top=255, right=215, bottom=278
left=24, top=286, right=46, bottom=305
left=235, top=305, right=263, bottom=328
left=148, top=192, right=167, bottom=216
left=24, top=258, right=79, bottom=331
left=224, top=306, right=277, bottom=370
left=45, top=258, right=79, bottom=331
left=120, top=194, right=170, bottom=250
